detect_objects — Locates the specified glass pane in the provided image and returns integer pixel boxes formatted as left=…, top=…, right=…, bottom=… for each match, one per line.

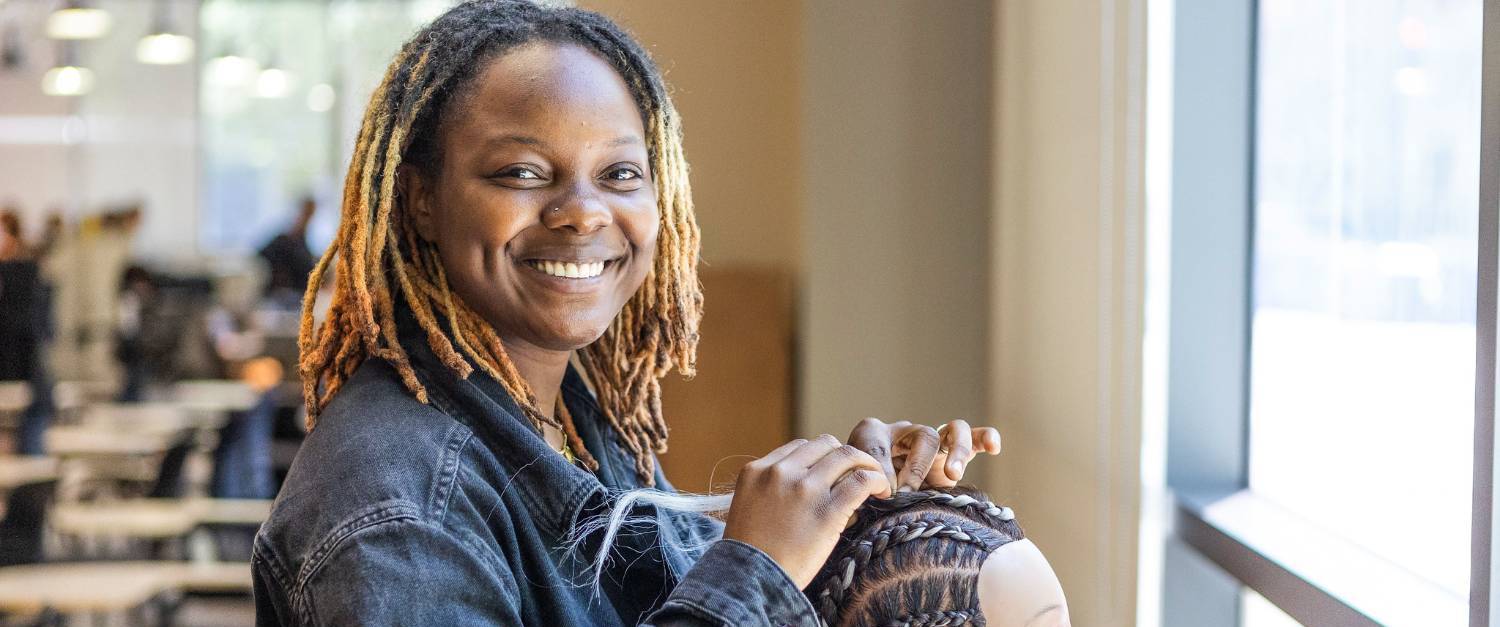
left=1250, top=0, right=1481, bottom=598
left=1241, top=588, right=1303, bottom=627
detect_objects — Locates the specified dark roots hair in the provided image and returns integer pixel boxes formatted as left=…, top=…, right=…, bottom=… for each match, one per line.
left=299, top=0, right=702, bottom=485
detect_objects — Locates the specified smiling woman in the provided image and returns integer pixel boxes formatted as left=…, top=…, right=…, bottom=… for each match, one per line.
left=251, top=1, right=1002, bottom=625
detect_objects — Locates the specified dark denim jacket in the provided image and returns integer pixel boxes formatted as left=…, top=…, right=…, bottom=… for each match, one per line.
left=252, top=312, right=819, bottom=626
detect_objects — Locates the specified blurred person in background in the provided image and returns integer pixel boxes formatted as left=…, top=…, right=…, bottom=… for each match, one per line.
left=257, top=196, right=318, bottom=307
left=252, top=1, right=1005, bottom=625
left=0, top=207, right=27, bottom=261
left=114, top=265, right=156, bottom=403
left=0, top=206, right=56, bottom=454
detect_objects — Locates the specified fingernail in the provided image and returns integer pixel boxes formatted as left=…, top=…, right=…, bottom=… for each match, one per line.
left=898, top=485, right=913, bottom=493
left=949, top=459, right=964, bottom=475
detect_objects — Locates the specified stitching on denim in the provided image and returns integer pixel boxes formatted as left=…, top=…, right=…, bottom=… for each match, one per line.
left=251, top=534, right=294, bottom=594
left=292, top=503, right=421, bottom=597
left=250, top=540, right=298, bottom=623
left=660, top=597, right=737, bottom=627
left=429, top=423, right=473, bottom=522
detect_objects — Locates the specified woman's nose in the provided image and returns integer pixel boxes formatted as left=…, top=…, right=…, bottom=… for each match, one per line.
left=542, top=190, right=613, bottom=235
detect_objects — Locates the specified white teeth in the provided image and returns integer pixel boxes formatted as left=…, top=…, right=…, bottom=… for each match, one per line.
left=528, top=260, right=606, bottom=279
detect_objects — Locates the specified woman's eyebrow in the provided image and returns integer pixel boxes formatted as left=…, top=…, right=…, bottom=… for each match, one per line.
left=483, top=134, right=641, bottom=149
left=488, top=133, right=546, bottom=148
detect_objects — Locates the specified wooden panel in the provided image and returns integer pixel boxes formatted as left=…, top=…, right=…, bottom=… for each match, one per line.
left=658, top=267, right=794, bottom=494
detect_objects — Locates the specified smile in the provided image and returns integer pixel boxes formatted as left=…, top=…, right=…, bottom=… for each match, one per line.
left=524, top=259, right=609, bottom=279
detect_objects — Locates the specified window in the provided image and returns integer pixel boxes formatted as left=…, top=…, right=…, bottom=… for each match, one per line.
left=1249, top=0, right=1482, bottom=599
left=1160, top=0, right=1497, bottom=623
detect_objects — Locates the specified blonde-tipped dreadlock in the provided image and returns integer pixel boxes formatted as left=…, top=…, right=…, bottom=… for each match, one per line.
left=298, top=0, right=701, bottom=486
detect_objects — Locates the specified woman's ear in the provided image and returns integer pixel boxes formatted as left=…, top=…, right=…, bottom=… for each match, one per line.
left=398, top=163, right=437, bottom=242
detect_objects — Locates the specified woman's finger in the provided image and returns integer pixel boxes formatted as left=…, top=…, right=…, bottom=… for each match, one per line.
left=807, top=444, right=890, bottom=498
left=941, top=420, right=975, bottom=481
left=749, top=438, right=809, bottom=470
left=974, top=427, right=1002, bottom=455
left=831, top=468, right=891, bottom=513
left=895, top=424, right=941, bottom=492
left=848, top=417, right=899, bottom=492
left=779, top=434, right=844, bottom=469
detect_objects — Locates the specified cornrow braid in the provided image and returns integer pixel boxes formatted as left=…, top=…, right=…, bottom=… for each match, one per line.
left=808, top=487, right=1026, bottom=627
left=814, top=515, right=1001, bottom=621
left=299, top=0, right=701, bottom=486
left=886, top=609, right=983, bottom=627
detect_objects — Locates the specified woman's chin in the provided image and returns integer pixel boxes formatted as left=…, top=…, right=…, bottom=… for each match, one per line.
left=534, top=321, right=615, bottom=352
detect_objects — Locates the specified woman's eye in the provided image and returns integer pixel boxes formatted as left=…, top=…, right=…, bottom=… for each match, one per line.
left=605, top=167, right=642, bottom=181
left=503, top=167, right=540, bottom=180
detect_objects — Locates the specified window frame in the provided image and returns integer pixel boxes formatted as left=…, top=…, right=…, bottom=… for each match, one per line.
left=1160, top=0, right=1500, bottom=624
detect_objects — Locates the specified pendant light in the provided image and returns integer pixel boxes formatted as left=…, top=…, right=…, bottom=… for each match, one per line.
left=255, top=54, right=290, bottom=98
left=42, top=42, right=92, bottom=96
left=136, top=0, right=193, bottom=65
left=46, top=0, right=111, bottom=40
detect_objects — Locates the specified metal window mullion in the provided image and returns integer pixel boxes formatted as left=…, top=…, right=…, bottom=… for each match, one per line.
left=1473, top=1, right=1500, bottom=625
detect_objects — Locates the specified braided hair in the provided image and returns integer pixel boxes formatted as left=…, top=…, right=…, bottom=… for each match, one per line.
left=807, top=487, right=1024, bottom=627
left=299, top=0, right=702, bottom=485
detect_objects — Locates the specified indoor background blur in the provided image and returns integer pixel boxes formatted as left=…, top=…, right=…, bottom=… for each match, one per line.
left=0, top=0, right=1496, bottom=626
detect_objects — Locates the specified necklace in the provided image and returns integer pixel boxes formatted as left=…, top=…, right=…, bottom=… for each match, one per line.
left=553, top=397, right=577, bottom=465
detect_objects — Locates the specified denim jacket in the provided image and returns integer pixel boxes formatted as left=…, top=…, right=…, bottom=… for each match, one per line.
left=251, top=308, right=820, bottom=626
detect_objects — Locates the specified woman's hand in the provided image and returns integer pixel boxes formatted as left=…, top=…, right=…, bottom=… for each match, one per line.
left=848, top=418, right=1002, bottom=492
left=721, top=435, right=893, bottom=589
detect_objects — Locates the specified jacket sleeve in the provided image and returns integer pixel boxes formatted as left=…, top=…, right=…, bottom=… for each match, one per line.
left=638, top=455, right=822, bottom=626
left=642, top=537, right=823, bottom=627
left=294, top=517, right=523, bottom=626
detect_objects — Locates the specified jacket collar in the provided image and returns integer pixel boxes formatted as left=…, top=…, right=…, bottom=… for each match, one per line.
left=391, top=301, right=618, bottom=537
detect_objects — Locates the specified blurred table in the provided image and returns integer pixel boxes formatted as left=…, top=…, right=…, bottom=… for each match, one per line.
left=160, top=380, right=260, bottom=413
left=44, top=426, right=181, bottom=459
left=0, top=560, right=251, bottom=615
left=78, top=402, right=228, bottom=433
left=50, top=498, right=272, bottom=539
left=0, top=455, right=58, bottom=492
left=0, top=380, right=113, bottom=415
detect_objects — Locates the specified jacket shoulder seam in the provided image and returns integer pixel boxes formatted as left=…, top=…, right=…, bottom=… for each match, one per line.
left=290, top=501, right=423, bottom=616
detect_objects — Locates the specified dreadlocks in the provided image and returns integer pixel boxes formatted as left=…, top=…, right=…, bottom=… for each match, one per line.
left=298, top=0, right=702, bottom=486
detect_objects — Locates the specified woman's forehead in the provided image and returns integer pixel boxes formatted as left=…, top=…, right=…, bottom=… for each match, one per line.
left=446, top=41, right=645, bottom=145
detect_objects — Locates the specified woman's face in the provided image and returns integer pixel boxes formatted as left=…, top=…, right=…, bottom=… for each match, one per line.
left=405, top=42, right=658, bottom=352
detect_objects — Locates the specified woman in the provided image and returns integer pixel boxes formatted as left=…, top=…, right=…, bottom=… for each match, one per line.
left=252, top=2, right=1001, bottom=625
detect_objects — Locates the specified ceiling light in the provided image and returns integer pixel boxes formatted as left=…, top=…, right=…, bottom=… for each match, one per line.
left=136, top=1, right=193, bottom=65
left=47, top=2, right=111, bottom=40
left=207, top=48, right=258, bottom=85
left=137, top=32, right=193, bottom=65
left=255, top=65, right=290, bottom=98
left=306, top=83, right=335, bottom=112
left=42, top=65, right=93, bottom=96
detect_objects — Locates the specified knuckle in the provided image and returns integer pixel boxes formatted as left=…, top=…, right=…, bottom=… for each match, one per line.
left=816, top=433, right=841, bottom=447
left=795, top=476, right=821, bottom=495
left=836, top=444, right=861, bottom=460
left=916, top=427, right=941, bottom=444
left=766, top=463, right=793, bottom=483
left=857, top=417, right=884, bottom=429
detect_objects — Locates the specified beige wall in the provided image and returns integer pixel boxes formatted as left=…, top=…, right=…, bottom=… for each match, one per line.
left=990, top=1, right=1149, bottom=625
left=798, top=0, right=994, bottom=441
left=579, top=0, right=804, bottom=270
left=583, top=1, right=995, bottom=454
